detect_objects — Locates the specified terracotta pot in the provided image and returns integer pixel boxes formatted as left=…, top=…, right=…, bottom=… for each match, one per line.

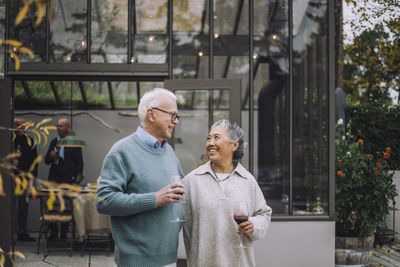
left=335, top=236, right=374, bottom=266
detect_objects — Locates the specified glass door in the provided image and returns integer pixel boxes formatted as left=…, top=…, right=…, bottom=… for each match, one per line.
left=165, top=79, right=241, bottom=174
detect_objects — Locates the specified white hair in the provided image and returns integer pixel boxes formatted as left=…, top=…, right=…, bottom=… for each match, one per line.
left=138, top=88, right=177, bottom=125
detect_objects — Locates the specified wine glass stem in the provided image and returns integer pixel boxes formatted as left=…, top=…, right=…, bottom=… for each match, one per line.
left=239, top=229, right=243, bottom=247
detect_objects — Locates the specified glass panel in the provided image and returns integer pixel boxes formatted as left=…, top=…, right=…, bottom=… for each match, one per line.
left=91, top=0, right=128, bottom=63
left=14, top=81, right=28, bottom=109
left=292, top=0, right=329, bottom=215
left=50, top=0, right=87, bottom=63
left=82, top=81, right=111, bottom=108
left=112, top=82, right=138, bottom=108
left=255, top=0, right=290, bottom=215
left=173, top=0, right=209, bottom=78
left=8, top=0, right=46, bottom=62
left=174, top=89, right=210, bottom=174
left=134, top=0, right=168, bottom=63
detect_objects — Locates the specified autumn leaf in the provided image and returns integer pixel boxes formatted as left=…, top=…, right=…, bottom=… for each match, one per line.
left=19, top=47, right=34, bottom=59
left=47, top=188, right=56, bottom=211
left=15, top=0, right=30, bottom=26
left=34, top=0, right=45, bottom=26
left=31, top=129, right=41, bottom=146
left=29, top=155, right=42, bottom=173
left=7, top=251, right=25, bottom=259
left=36, top=118, right=52, bottom=129
left=10, top=52, right=20, bottom=70
left=0, top=173, right=6, bottom=196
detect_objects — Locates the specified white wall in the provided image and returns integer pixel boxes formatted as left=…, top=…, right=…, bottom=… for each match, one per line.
left=178, top=221, right=335, bottom=267
left=386, top=171, right=400, bottom=237
left=255, top=221, right=335, bottom=267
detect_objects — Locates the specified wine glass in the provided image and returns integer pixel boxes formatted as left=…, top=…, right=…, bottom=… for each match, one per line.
left=170, top=175, right=185, bottom=223
left=233, top=201, right=249, bottom=248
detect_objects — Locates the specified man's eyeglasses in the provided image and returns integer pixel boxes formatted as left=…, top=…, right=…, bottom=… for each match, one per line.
left=152, top=107, right=180, bottom=122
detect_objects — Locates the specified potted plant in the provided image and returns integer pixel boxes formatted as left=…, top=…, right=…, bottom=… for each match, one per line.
left=335, top=120, right=397, bottom=265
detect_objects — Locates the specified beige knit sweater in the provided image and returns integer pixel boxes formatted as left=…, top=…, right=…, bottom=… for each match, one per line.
left=182, top=161, right=272, bottom=267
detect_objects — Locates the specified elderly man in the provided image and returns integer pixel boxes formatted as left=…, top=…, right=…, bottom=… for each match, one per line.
left=44, top=117, right=84, bottom=240
left=96, top=88, right=185, bottom=267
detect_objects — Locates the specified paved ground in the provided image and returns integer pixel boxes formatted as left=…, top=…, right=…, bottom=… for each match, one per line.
left=12, top=236, right=400, bottom=267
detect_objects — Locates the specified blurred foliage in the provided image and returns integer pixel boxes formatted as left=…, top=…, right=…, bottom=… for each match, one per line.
left=346, top=103, right=400, bottom=170
left=343, top=23, right=400, bottom=103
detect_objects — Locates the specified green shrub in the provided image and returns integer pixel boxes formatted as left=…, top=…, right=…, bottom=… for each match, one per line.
left=335, top=122, right=397, bottom=237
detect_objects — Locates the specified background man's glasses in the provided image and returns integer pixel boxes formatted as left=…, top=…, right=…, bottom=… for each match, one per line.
left=152, top=107, right=180, bottom=122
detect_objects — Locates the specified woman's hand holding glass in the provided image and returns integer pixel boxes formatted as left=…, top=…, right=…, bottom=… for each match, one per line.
left=233, top=201, right=251, bottom=248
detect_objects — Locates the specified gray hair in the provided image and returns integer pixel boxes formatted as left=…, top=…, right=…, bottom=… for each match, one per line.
left=138, top=88, right=177, bottom=125
left=211, top=119, right=244, bottom=163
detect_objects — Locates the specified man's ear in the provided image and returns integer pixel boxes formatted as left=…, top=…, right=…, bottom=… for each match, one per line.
left=147, top=109, right=155, bottom=122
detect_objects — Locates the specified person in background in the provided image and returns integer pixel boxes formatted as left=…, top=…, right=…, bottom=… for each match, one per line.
left=13, top=117, right=38, bottom=242
left=96, top=88, right=184, bottom=267
left=44, top=117, right=84, bottom=240
left=183, top=119, right=272, bottom=267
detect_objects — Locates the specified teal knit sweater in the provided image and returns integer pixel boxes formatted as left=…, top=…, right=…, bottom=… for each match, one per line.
left=96, top=133, right=184, bottom=267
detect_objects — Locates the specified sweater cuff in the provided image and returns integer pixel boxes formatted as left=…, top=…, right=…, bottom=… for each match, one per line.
left=140, top=192, right=157, bottom=210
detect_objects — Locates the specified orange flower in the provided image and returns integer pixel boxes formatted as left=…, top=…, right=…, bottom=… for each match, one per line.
left=337, top=171, right=344, bottom=177
left=375, top=170, right=380, bottom=175
left=384, top=152, right=390, bottom=159
left=357, top=139, right=364, bottom=146
left=367, top=154, right=373, bottom=159
left=376, top=161, right=382, bottom=168
left=338, top=159, right=343, bottom=164
left=386, top=147, right=391, bottom=153
left=357, top=130, right=361, bottom=135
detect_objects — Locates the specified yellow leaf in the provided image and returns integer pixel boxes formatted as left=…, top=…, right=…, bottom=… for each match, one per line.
left=57, top=191, right=65, bottom=212
left=12, top=132, right=16, bottom=141
left=47, top=189, right=56, bottom=210
left=21, top=177, right=28, bottom=190
left=10, top=52, right=21, bottom=70
left=0, top=173, right=6, bottom=196
left=24, top=122, right=35, bottom=130
left=7, top=251, right=25, bottom=259
left=19, top=47, right=34, bottom=59
left=45, top=125, right=56, bottom=130
left=0, top=254, right=5, bottom=267
left=5, top=152, right=21, bottom=160
left=34, top=0, right=45, bottom=26
left=15, top=177, right=23, bottom=195
left=36, top=118, right=52, bottom=129
left=2, top=39, right=22, bottom=47
left=41, top=126, right=49, bottom=135
left=29, top=155, right=42, bottom=174
left=40, top=131, right=48, bottom=147
left=24, top=133, right=31, bottom=146
left=15, top=1, right=30, bottom=26
left=31, top=130, right=41, bottom=146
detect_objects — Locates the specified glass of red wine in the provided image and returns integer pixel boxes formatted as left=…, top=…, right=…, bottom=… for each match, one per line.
left=170, top=175, right=185, bottom=223
left=233, top=201, right=249, bottom=248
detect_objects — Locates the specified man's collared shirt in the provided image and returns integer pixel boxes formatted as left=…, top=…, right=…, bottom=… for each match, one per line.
left=136, top=126, right=167, bottom=149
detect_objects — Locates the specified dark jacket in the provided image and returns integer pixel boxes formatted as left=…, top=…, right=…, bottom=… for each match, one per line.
left=13, top=134, right=38, bottom=176
left=45, top=136, right=83, bottom=184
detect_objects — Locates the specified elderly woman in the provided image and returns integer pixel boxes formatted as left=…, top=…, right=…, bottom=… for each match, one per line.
left=182, top=119, right=272, bottom=267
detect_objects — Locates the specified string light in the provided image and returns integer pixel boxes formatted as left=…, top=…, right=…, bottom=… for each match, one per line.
left=198, top=51, right=203, bottom=57
left=214, top=33, right=219, bottom=39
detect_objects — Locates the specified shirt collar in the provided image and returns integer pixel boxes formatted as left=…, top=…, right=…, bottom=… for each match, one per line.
left=136, top=126, right=167, bottom=149
left=194, top=161, right=248, bottom=179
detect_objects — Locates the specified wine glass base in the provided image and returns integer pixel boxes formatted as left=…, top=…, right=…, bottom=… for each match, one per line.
left=233, top=245, right=250, bottom=249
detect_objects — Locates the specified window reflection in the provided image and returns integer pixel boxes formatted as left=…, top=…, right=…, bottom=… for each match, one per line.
left=91, top=0, right=128, bottom=63
left=255, top=0, right=289, bottom=215
left=292, top=0, right=328, bottom=215
left=50, top=0, right=87, bottom=63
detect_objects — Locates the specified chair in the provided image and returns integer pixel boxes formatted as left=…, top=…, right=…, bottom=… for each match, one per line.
left=37, top=193, right=76, bottom=256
